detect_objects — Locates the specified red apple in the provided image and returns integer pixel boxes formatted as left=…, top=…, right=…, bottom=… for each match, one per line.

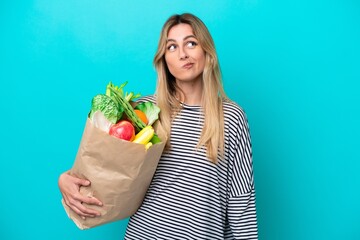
left=109, top=120, right=135, bottom=141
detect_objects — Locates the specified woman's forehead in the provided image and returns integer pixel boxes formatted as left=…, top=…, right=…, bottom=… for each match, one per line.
left=167, top=23, right=195, bottom=39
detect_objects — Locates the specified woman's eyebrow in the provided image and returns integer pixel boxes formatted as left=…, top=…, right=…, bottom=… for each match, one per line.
left=166, top=35, right=197, bottom=43
left=184, top=35, right=196, bottom=40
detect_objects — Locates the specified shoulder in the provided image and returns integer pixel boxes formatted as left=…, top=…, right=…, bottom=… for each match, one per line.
left=135, top=95, right=156, bottom=104
left=223, top=98, right=248, bottom=128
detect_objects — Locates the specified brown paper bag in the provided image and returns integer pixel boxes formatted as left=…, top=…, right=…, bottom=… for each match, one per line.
left=62, top=118, right=167, bottom=229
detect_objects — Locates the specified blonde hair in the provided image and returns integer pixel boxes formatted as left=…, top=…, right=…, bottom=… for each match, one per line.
left=154, top=13, right=227, bottom=163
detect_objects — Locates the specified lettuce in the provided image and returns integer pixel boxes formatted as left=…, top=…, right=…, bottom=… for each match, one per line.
left=89, top=94, right=123, bottom=124
left=135, top=102, right=160, bottom=126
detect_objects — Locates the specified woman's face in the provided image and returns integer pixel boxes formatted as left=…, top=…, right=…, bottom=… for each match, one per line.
left=165, top=23, right=206, bottom=84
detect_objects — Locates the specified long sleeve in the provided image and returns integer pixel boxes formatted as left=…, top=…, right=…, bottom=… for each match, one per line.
left=126, top=99, right=258, bottom=239
left=227, top=114, right=258, bottom=239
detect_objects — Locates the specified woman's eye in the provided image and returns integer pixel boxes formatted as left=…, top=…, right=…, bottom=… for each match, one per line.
left=187, top=41, right=198, bottom=48
left=167, top=45, right=176, bottom=51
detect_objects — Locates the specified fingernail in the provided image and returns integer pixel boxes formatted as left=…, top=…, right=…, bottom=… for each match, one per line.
left=82, top=216, right=86, bottom=220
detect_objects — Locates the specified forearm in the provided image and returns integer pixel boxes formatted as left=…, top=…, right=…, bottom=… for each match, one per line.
left=227, top=187, right=258, bottom=239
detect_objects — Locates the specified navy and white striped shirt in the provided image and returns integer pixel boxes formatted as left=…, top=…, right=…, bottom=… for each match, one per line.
left=125, top=96, right=258, bottom=239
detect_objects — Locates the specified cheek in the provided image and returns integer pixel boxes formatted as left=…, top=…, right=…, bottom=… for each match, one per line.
left=165, top=54, right=176, bottom=72
left=197, top=52, right=206, bottom=71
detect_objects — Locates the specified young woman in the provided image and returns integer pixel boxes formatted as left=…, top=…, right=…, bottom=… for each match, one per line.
left=59, top=13, right=258, bottom=239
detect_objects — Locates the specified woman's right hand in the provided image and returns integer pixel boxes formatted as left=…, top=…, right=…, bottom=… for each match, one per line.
left=58, top=171, right=103, bottom=219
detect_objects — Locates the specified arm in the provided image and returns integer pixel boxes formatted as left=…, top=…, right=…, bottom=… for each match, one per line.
left=227, top=114, right=258, bottom=239
left=58, top=171, right=103, bottom=219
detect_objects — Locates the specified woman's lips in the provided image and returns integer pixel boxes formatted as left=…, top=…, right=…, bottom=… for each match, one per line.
left=182, top=62, right=194, bottom=69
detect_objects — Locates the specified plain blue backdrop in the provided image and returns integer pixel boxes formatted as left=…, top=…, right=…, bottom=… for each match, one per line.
left=1, top=1, right=359, bottom=239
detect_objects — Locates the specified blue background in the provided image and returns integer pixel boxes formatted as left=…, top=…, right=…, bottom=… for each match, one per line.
left=1, top=1, right=359, bottom=239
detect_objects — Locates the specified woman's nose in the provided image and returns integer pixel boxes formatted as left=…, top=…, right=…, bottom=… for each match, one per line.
left=179, top=47, right=189, bottom=60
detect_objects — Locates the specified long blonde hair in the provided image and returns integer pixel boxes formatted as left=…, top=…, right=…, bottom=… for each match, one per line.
left=154, top=13, right=227, bottom=163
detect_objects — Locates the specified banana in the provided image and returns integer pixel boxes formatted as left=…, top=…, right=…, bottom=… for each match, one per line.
left=132, top=126, right=155, bottom=145
left=145, top=142, right=153, bottom=150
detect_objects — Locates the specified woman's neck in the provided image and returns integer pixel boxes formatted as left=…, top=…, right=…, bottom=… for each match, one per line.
left=176, top=78, right=203, bottom=106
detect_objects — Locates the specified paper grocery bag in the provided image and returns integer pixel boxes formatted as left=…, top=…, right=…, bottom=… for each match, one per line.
left=61, top=118, right=167, bottom=229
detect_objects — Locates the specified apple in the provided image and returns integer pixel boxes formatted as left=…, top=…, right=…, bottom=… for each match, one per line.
left=109, top=120, right=135, bottom=141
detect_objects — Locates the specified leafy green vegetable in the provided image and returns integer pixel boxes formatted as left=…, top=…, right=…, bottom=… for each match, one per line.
left=106, top=81, right=141, bottom=102
left=89, top=81, right=141, bottom=125
left=107, top=85, right=146, bottom=132
left=106, top=81, right=126, bottom=99
left=150, top=134, right=162, bottom=144
left=89, top=81, right=162, bottom=144
left=135, top=102, right=161, bottom=126
left=89, top=94, right=123, bottom=124
left=125, top=91, right=141, bottom=102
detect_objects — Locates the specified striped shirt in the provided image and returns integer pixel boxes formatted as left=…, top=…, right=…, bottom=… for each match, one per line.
left=125, top=96, right=258, bottom=239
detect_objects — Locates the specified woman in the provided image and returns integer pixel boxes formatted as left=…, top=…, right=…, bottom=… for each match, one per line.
left=59, top=13, right=258, bottom=239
